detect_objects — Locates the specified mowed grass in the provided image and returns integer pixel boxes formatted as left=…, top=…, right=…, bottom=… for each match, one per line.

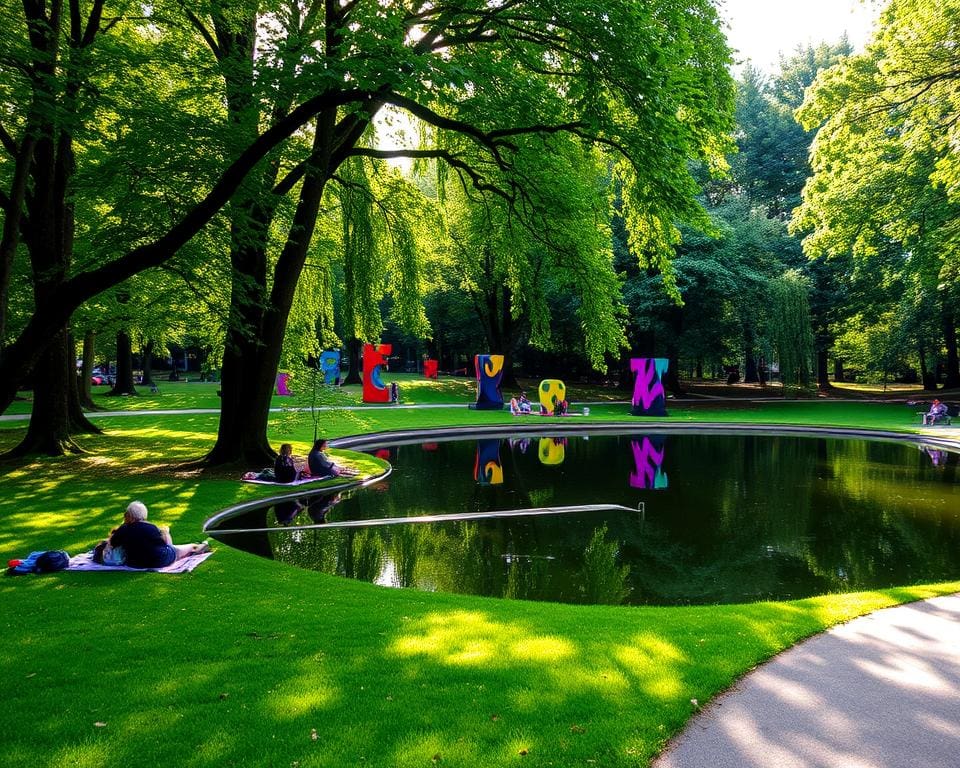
left=1, top=383, right=959, bottom=767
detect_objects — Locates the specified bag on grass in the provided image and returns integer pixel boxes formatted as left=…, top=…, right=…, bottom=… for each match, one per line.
left=7, top=550, right=69, bottom=575
left=35, top=550, right=70, bottom=572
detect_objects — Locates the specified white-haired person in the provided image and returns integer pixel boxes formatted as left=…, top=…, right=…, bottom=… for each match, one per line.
left=109, top=501, right=209, bottom=568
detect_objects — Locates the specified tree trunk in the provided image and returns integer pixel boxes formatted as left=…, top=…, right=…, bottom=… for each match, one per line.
left=5, top=330, right=83, bottom=457
left=343, top=337, right=362, bottom=385
left=833, top=357, right=844, bottom=383
left=109, top=330, right=137, bottom=396
left=78, top=329, right=98, bottom=409
left=665, top=350, right=683, bottom=395
left=205, top=338, right=277, bottom=466
left=206, top=114, right=337, bottom=467
left=142, top=339, right=155, bottom=387
left=919, top=347, right=937, bottom=391
left=816, top=348, right=832, bottom=391
left=67, top=331, right=100, bottom=435
left=743, top=324, right=759, bottom=383
left=498, top=284, right=519, bottom=389
left=943, top=310, right=960, bottom=389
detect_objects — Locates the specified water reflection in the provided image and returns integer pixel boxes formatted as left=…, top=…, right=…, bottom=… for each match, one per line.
left=474, top=439, right=503, bottom=485
left=211, top=434, right=960, bottom=606
left=272, top=492, right=345, bottom=527
left=630, top=436, right=668, bottom=489
left=538, top=437, right=567, bottom=465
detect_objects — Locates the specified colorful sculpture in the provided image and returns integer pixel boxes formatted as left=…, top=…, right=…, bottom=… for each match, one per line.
left=538, top=379, right=566, bottom=415
left=319, top=350, right=341, bottom=384
left=474, top=439, right=503, bottom=484
left=275, top=372, right=292, bottom=396
left=630, top=358, right=669, bottom=416
left=538, top=437, right=566, bottom=465
left=630, top=437, right=668, bottom=489
left=473, top=354, right=504, bottom=410
left=423, top=359, right=438, bottom=379
left=362, top=343, right=392, bottom=403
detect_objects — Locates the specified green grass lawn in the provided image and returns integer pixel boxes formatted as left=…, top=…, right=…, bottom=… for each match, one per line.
left=1, top=383, right=958, bottom=767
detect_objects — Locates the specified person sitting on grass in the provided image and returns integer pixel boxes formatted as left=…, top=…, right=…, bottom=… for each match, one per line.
left=109, top=501, right=209, bottom=569
left=923, top=399, right=949, bottom=425
left=307, top=439, right=360, bottom=479
left=518, top=391, right=533, bottom=414
left=274, top=443, right=304, bottom=483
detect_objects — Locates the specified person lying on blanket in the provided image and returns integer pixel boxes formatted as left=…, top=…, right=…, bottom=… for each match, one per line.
left=108, top=501, right=210, bottom=568
left=307, top=439, right=360, bottom=479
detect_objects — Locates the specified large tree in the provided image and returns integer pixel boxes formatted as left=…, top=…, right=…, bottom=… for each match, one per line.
left=1, top=0, right=735, bottom=462
left=793, top=0, right=960, bottom=389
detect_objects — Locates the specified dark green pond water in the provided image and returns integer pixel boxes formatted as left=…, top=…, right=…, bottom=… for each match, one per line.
left=210, top=433, right=960, bottom=606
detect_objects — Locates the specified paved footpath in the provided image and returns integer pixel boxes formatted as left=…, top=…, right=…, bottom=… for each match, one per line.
left=654, top=593, right=960, bottom=768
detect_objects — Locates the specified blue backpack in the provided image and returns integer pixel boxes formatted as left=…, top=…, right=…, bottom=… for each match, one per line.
left=9, top=550, right=70, bottom=575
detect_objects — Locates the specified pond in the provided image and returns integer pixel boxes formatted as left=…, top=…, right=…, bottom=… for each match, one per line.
left=208, top=431, right=960, bottom=606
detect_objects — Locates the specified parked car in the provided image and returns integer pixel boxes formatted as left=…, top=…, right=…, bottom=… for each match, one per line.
left=90, top=368, right=115, bottom=386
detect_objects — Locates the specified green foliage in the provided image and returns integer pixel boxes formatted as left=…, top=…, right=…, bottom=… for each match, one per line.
left=767, top=270, right=814, bottom=387
left=439, top=138, right=627, bottom=370
left=794, top=0, right=960, bottom=314
left=580, top=524, right=632, bottom=605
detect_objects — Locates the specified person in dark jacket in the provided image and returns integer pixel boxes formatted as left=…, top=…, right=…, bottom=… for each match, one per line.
left=109, top=501, right=209, bottom=568
left=307, top=439, right=359, bottom=478
left=274, top=443, right=302, bottom=483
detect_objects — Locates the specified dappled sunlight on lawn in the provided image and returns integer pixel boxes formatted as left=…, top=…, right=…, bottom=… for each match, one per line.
left=390, top=610, right=578, bottom=667
left=389, top=608, right=695, bottom=708
left=268, top=668, right=340, bottom=718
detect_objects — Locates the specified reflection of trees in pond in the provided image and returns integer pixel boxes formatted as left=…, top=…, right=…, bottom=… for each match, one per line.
left=414, top=522, right=498, bottom=596
left=580, top=524, right=631, bottom=604
left=272, top=526, right=344, bottom=573
left=503, top=555, right=553, bottom=601
left=387, top=524, right=425, bottom=588
left=352, top=528, right=385, bottom=583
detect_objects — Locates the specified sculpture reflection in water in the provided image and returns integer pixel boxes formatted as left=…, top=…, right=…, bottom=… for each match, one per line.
left=538, top=437, right=567, bottom=465
left=474, top=439, right=503, bottom=484
left=630, top=436, right=668, bottom=490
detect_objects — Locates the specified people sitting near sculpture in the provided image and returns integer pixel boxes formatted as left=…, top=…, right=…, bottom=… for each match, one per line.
left=922, top=399, right=949, bottom=425
left=307, top=439, right=360, bottom=479
left=274, top=443, right=303, bottom=483
left=510, top=391, right=534, bottom=416
left=552, top=396, right=568, bottom=416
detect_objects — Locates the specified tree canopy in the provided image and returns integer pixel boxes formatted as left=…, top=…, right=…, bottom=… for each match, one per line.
left=1, top=0, right=737, bottom=459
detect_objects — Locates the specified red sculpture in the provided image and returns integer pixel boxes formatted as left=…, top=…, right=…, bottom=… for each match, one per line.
left=362, top=343, right=392, bottom=403
left=423, top=359, right=438, bottom=379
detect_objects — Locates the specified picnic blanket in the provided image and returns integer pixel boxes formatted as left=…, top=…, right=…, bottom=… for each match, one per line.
left=241, top=474, right=334, bottom=486
left=68, top=550, right=213, bottom=573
